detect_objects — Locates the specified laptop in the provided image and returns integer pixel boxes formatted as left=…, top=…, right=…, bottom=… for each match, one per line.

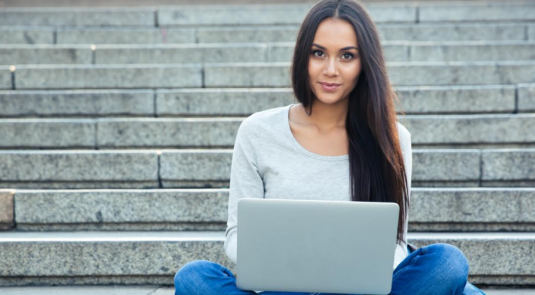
left=236, top=198, right=400, bottom=295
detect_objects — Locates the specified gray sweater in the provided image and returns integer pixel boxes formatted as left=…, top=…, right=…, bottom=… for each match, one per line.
left=225, top=103, right=412, bottom=292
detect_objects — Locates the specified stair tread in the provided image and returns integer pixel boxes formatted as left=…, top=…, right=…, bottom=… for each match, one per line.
left=0, top=286, right=533, bottom=295
left=1, top=231, right=535, bottom=241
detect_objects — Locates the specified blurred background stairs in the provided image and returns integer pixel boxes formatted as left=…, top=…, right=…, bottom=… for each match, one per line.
left=0, top=0, right=534, bottom=294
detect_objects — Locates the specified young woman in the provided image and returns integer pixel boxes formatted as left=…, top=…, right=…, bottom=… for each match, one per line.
left=174, top=0, right=487, bottom=294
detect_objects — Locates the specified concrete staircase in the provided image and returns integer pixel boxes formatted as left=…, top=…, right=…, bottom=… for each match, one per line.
left=0, top=1, right=534, bottom=294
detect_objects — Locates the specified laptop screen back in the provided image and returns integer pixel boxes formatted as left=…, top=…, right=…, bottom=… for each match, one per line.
left=236, top=198, right=399, bottom=295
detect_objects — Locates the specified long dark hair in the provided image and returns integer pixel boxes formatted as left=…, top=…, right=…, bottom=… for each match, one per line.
left=290, top=0, right=409, bottom=245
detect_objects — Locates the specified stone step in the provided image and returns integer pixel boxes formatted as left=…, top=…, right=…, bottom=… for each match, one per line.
left=155, top=3, right=415, bottom=26
left=0, top=27, right=55, bottom=45
left=0, top=0, right=527, bottom=5
left=418, top=1, right=535, bottom=22
left=1, top=188, right=533, bottom=232
left=1, top=84, right=531, bottom=118
left=2, top=22, right=533, bottom=45
left=4, top=60, right=535, bottom=90
left=2, top=2, right=533, bottom=27
left=0, top=7, right=157, bottom=27
left=3, top=41, right=535, bottom=65
left=5, top=64, right=204, bottom=90
left=0, top=89, right=155, bottom=118
left=0, top=114, right=534, bottom=149
left=0, top=148, right=533, bottom=189
left=0, top=286, right=532, bottom=295
left=377, top=22, right=534, bottom=43
left=0, top=150, right=159, bottom=189
left=0, top=190, right=13, bottom=230
left=0, top=231, right=533, bottom=286
left=0, top=286, right=174, bottom=295
left=158, top=2, right=535, bottom=26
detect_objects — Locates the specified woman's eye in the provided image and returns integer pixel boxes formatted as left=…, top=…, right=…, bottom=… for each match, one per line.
left=312, top=50, right=324, bottom=57
left=342, top=53, right=354, bottom=60
left=311, top=50, right=355, bottom=60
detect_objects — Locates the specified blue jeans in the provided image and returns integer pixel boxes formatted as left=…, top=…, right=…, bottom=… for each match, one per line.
left=174, top=243, right=486, bottom=295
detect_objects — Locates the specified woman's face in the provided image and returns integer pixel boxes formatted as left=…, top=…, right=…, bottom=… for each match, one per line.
left=308, top=18, right=362, bottom=105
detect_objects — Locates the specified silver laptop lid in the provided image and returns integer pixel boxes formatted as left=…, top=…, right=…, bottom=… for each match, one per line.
left=236, top=198, right=400, bottom=295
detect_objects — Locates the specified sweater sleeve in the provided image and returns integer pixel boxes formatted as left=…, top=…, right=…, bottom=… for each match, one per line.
left=224, top=118, right=265, bottom=265
left=397, top=122, right=412, bottom=243
left=399, top=122, right=412, bottom=200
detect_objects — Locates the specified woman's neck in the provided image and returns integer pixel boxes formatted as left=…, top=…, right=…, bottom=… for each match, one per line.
left=299, top=98, right=348, bottom=132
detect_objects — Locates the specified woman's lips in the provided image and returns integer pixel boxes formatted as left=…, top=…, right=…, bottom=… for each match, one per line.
left=319, top=82, right=340, bottom=91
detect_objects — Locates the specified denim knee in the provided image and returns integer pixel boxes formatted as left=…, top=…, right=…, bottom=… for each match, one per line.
left=428, top=243, right=470, bottom=284
left=174, top=260, right=216, bottom=294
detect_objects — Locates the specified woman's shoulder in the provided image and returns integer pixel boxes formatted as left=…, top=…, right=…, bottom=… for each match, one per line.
left=396, top=121, right=411, bottom=140
left=396, top=121, right=412, bottom=149
left=239, top=105, right=289, bottom=131
left=236, top=105, right=289, bottom=144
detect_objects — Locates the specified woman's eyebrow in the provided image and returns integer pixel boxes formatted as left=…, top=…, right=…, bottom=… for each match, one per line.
left=312, top=43, right=359, bottom=51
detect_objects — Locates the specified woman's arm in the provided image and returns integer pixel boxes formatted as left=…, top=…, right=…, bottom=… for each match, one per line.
left=397, top=121, right=412, bottom=243
left=224, top=118, right=265, bottom=265
left=398, top=122, right=412, bottom=199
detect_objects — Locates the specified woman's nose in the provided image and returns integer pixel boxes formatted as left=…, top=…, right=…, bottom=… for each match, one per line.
left=324, top=59, right=338, bottom=76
